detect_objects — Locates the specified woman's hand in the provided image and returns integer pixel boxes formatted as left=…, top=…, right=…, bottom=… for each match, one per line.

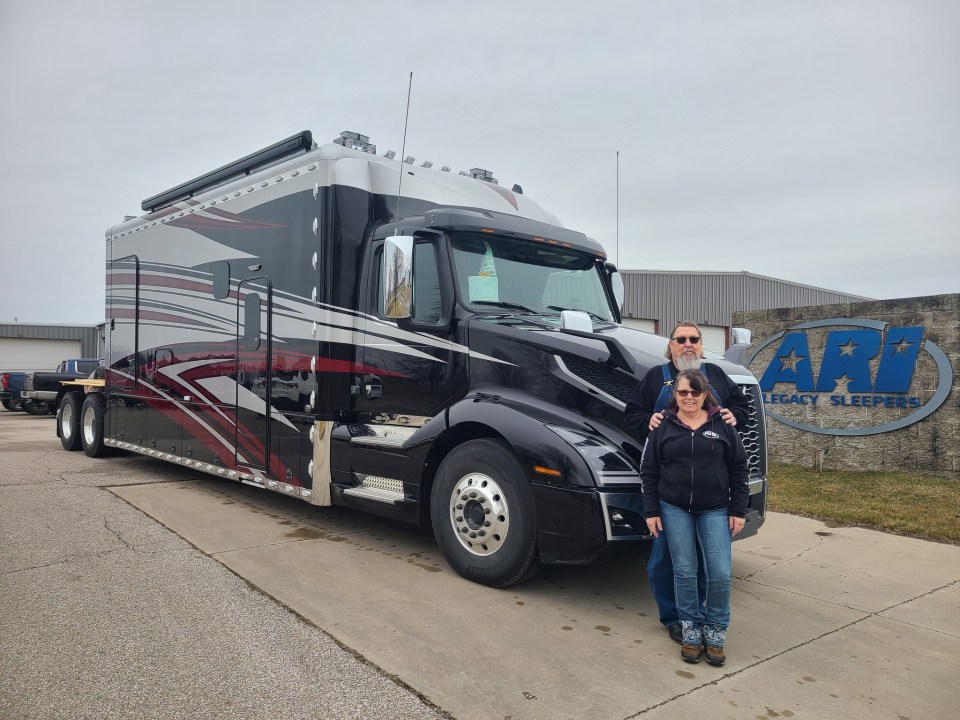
left=729, top=516, right=745, bottom=537
left=646, top=516, right=662, bottom=538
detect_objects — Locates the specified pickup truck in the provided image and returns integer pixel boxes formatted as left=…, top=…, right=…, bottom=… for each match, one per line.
left=1, top=372, right=25, bottom=412
left=20, top=359, right=101, bottom=415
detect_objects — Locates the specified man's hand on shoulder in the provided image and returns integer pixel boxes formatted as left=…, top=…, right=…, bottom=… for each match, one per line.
left=648, top=412, right=664, bottom=431
left=720, top=408, right=737, bottom=426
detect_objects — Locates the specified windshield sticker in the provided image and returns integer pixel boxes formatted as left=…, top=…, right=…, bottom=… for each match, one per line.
left=469, top=275, right=499, bottom=302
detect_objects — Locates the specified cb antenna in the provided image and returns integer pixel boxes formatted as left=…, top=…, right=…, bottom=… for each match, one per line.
left=394, top=71, right=413, bottom=233
left=615, top=150, right=620, bottom=266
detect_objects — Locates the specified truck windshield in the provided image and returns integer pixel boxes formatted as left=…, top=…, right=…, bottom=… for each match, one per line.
left=450, top=232, right=615, bottom=322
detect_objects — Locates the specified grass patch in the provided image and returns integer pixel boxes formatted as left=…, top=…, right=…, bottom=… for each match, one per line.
left=767, top=463, right=960, bottom=544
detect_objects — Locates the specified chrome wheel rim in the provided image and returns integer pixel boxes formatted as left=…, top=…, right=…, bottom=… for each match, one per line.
left=82, top=405, right=96, bottom=446
left=448, top=472, right=509, bottom=556
left=62, top=403, right=75, bottom=440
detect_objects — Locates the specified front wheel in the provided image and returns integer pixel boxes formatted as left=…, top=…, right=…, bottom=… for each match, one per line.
left=80, top=394, right=106, bottom=458
left=430, top=439, right=541, bottom=588
left=58, top=392, right=83, bottom=451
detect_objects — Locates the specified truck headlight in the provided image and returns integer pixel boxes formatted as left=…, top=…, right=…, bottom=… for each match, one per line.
left=546, top=425, right=639, bottom=486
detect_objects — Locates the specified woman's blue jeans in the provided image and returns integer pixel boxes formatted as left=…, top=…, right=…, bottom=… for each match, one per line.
left=659, top=501, right=732, bottom=646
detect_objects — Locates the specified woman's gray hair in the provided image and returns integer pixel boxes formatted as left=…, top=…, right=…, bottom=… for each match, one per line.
left=663, top=321, right=704, bottom=361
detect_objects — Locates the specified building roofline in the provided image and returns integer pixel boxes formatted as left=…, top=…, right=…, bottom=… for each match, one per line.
left=616, top=269, right=873, bottom=300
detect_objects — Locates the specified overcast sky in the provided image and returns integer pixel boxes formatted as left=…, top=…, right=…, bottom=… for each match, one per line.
left=1, top=0, right=957, bottom=325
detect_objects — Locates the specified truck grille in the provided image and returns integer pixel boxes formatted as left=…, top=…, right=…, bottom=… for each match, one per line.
left=738, top=384, right=766, bottom=478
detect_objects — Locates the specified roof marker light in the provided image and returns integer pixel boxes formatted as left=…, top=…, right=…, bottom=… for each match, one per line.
left=384, top=150, right=396, bottom=159
left=404, top=156, right=415, bottom=164
left=420, top=161, right=433, bottom=168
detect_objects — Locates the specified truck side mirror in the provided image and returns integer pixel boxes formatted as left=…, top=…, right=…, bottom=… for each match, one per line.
left=605, top=264, right=624, bottom=312
left=381, top=235, right=415, bottom=319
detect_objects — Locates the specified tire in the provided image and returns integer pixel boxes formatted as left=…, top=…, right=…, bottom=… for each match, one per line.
left=80, top=394, right=106, bottom=458
left=430, top=439, right=541, bottom=588
left=2, top=398, right=22, bottom=412
left=23, top=400, right=53, bottom=416
left=58, top=393, right=83, bottom=451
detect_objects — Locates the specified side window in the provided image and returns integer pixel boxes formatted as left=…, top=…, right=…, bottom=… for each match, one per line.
left=413, top=242, right=442, bottom=324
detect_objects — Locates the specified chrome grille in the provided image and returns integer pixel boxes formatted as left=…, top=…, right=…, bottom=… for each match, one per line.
left=738, top=384, right=766, bottom=478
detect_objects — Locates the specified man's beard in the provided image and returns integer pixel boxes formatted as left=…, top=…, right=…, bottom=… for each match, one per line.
left=675, top=354, right=702, bottom=371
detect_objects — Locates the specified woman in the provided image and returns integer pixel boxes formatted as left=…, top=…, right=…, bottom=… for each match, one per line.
left=640, top=369, right=749, bottom=666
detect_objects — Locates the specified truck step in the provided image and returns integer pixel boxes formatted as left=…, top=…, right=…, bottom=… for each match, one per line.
left=348, top=423, right=417, bottom=449
left=342, top=485, right=406, bottom=504
left=341, top=474, right=405, bottom=504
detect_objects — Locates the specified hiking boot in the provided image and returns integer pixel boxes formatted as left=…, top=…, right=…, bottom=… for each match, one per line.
left=680, top=643, right=703, bottom=664
left=667, top=623, right=683, bottom=644
left=704, top=645, right=725, bottom=666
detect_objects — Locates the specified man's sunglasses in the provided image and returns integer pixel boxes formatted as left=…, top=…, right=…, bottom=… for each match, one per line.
left=675, top=389, right=703, bottom=398
left=672, top=336, right=701, bottom=345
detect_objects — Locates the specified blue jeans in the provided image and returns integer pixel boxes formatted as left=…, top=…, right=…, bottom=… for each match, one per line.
left=648, top=529, right=706, bottom=628
left=658, top=501, right=732, bottom=647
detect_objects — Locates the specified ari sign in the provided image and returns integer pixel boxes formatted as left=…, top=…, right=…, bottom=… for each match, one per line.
left=749, top=318, right=952, bottom=436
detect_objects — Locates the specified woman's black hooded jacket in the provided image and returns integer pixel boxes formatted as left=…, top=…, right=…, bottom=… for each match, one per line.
left=640, top=407, right=750, bottom=518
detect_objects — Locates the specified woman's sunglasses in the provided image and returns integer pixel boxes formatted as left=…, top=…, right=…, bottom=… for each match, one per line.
left=675, top=389, right=703, bottom=398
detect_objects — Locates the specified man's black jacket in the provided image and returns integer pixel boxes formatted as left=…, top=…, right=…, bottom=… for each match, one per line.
left=624, top=361, right=750, bottom=444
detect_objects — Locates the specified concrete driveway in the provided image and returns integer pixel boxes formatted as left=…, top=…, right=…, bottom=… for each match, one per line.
left=2, top=411, right=958, bottom=719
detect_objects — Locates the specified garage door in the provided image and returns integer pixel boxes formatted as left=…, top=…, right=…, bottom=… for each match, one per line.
left=699, top=325, right=727, bottom=355
left=620, top=318, right=656, bottom=334
left=0, top=338, right=82, bottom=371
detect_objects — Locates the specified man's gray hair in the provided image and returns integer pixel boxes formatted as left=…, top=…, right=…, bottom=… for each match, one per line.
left=663, top=321, right=704, bottom=361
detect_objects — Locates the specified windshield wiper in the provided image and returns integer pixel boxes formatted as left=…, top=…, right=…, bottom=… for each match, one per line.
left=546, top=305, right=610, bottom=323
left=473, top=300, right=538, bottom=313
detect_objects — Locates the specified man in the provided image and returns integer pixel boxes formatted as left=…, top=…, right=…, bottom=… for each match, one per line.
left=624, top=321, right=751, bottom=644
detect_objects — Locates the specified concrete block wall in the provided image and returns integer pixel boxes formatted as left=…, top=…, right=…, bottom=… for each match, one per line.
left=733, top=293, right=958, bottom=478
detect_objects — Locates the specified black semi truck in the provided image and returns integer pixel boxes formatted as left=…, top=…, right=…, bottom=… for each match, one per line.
left=56, top=130, right=767, bottom=587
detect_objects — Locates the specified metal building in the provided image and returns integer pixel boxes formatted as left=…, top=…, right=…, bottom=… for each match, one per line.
left=619, top=270, right=870, bottom=354
left=0, top=322, right=105, bottom=371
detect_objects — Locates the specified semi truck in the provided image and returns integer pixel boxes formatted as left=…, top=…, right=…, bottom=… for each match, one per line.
left=56, top=130, right=768, bottom=587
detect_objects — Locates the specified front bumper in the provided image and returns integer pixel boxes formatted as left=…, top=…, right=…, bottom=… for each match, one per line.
left=532, top=475, right=768, bottom=564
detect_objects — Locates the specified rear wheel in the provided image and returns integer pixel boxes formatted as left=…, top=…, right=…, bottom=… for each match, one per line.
left=80, top=394, right=106, bottom=458
left=430, top=439, right=541, bottom=588
left=23, top=400, right=53, bottom=416
left=58, top=393, right=83, bottom=451
left=1, top=398, right=22, bottom=412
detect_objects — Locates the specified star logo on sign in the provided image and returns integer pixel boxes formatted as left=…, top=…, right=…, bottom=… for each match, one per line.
left=891, top=338, right=914, bottom=355
left=777, top=349, right=804, bottom=372
left=832, top=374, right=852, bottom=393
left=838, top=339, right=858, bottom=356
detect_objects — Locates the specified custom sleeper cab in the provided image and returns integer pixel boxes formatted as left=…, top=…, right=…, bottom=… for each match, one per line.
left=58, top=130, right=768, bottom=587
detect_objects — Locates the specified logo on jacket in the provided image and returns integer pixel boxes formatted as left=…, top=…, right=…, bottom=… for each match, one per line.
left=702, top=430, right=719, bottom=439
left=748, top=318, right=952, bottom=436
